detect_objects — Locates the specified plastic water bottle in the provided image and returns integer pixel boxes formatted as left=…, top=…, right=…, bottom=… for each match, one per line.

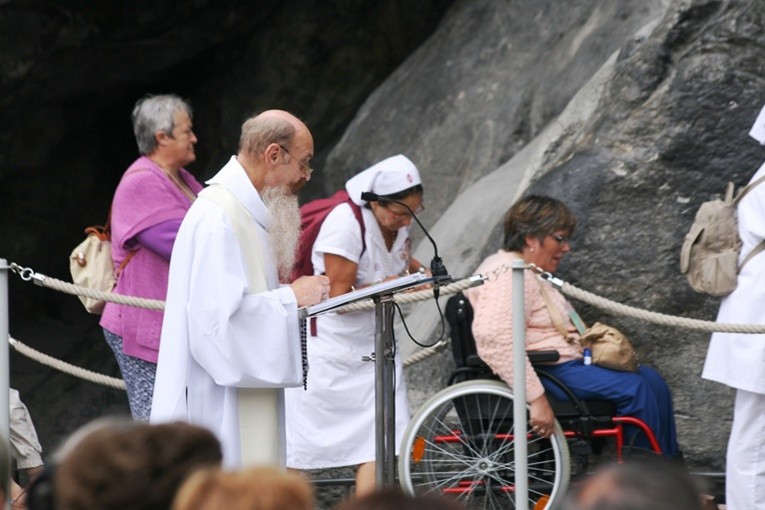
left=583, top=347, right=592, bottom=366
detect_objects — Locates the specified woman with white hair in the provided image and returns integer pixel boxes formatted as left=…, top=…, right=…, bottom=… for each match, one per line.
left=100, top=94, right=203, bottom=421
left=285, top=155, right=428, bottom=496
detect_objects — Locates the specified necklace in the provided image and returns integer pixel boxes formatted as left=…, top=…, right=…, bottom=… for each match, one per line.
left=156, top=163, right=196, bottom=202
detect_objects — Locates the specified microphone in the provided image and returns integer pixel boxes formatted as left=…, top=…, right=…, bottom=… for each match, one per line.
left=360, top=191, right=449, bottom=281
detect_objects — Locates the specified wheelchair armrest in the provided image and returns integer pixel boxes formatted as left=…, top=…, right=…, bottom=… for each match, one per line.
left=447, top=366, right=497, bottom=385
left=528, top=350, right=560, bottom=364
left=465, top=351, right=559, bottom=368
left=465, top=354, right=489, bottom=368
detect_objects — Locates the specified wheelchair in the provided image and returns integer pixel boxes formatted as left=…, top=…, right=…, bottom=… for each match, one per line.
left=398, top=292, right=662, bottom=510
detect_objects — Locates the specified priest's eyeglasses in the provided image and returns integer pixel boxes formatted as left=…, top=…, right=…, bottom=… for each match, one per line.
left=278, top=144, right=313, bottom=177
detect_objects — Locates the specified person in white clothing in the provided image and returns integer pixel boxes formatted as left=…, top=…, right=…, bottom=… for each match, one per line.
left=285, top=154, right=428, bottom=496
left=702, top=104, right=765, bottom=510
left=7, top=388, right=44, bottom=509
left=10, top=389, right=44, bottom=481
left=150, top=110, right=329, bottom=468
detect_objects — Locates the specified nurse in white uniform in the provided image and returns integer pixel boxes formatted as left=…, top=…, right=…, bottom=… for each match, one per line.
left=702, top=105, right=765, bottom=510
left=285, top=154, right=427, bottom=496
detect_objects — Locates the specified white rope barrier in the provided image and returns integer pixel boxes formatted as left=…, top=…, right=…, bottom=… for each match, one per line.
left=8, top=336, right=126, bottom=390
left=8, top=260, right=765, bottom=390
left=402, top=340, right=448, bottom=368
left=13, top=262, right=477, bottom=314
left=7, top=262, right=480, bottom=387
left=528, top=265, right=765, bottom=334
left=333, top=276, right=483, bottom=312
left=560, top=282, right=765, bottom=333
left=31, top=271, right=165, bottom=311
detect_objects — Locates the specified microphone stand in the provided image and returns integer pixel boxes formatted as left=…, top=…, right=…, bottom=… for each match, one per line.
left=359, top=191, right=450, bottom=289
left=358, top=191, right=451, bottom=488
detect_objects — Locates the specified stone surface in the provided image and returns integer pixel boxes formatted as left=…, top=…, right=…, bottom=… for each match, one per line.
left=528, top=0, right=765, bottom=469
left=394, top=0, right=764, bottom=475
left=326, top=0, right=670, bottom=229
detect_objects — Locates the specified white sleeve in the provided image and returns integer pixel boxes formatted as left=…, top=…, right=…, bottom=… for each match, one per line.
left=312, top=203, right=364, bottom=271
left=740, top=166, right=765, bottom=245
left=9, top=389, right=43, bottom=468
left=185, top=219, right=302, bottom=388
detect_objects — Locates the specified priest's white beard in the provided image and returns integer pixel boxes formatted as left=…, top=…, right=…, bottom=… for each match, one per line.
left=261, top=186, right=301, bottom=281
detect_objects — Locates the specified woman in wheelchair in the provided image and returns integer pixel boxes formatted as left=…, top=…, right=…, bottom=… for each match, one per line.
left=464, top=195, right=680, bottom=458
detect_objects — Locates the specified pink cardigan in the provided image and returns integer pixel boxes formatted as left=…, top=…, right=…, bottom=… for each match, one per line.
left=100, top=156, right=203, bottom=363
left=465, top=250, right=583, bottom=400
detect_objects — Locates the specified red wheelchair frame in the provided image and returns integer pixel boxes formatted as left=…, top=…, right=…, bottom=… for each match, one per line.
left=398, top=292, right=664, bottom=509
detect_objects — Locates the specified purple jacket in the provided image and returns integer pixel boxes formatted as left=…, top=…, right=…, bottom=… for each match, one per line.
left=100, top=156, right=203, bottom=363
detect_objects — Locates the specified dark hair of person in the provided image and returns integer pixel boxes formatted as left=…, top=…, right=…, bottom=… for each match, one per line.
left=503, top=195, right=576, bottom=252
left=54, top=421, right=222, bottom=510
left=367, top=184, right=424, bottom=210
left=335, top=487, right=466, bottom=510
left=563, top=457, right=704, bottom=510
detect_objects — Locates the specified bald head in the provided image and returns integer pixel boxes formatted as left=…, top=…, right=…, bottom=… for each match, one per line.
left=238, top=110, right=307, bottom=159
left=236, top=109, right=314, bottom=193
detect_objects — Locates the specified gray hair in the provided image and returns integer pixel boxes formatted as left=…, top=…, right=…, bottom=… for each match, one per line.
left=238, top=113, right=296, bottom=158
left=131, top=94, right=193, bottom=155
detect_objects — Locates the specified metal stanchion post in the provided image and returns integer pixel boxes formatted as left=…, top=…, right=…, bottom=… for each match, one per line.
left=512, top=260, right=528, bottom=510
left=374, top=295, right=396, bottom=488
left=303, top=273, right=428, bottom=490
left=0, top=259, right=11, bottom=508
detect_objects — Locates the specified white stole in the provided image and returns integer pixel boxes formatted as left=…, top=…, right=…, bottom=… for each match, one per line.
left=198, top=184, right=285, bottom=467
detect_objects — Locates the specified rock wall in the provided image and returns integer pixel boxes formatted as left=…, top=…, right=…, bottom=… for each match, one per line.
left=326, top=0, right=670, bottom=226
left=528, top=0, right=765, bottom=469
left=336, top=0, right=764, bottom=473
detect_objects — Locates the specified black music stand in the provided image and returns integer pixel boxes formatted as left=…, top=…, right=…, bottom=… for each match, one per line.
left=301, top=272, right=437, bottom=487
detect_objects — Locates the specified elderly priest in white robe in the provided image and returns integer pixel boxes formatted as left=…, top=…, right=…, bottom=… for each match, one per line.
left=151, top=110, right=330, bottom=468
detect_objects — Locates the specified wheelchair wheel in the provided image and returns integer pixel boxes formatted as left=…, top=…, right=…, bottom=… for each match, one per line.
left=399, top=380, right=570, bottom=509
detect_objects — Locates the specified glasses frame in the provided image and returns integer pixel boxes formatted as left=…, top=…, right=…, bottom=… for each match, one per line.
left=378, top=198, right=425, bottom=219
left=278, top=144, right=313, bottom=177
left=550, top=233, right=570, bottom=244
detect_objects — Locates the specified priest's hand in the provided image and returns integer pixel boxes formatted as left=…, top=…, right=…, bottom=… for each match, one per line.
left=291, top=275, right=331, bottom=306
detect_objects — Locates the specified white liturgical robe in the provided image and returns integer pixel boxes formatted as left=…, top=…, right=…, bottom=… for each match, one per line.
left=151, top=156, right=302, bottom=467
